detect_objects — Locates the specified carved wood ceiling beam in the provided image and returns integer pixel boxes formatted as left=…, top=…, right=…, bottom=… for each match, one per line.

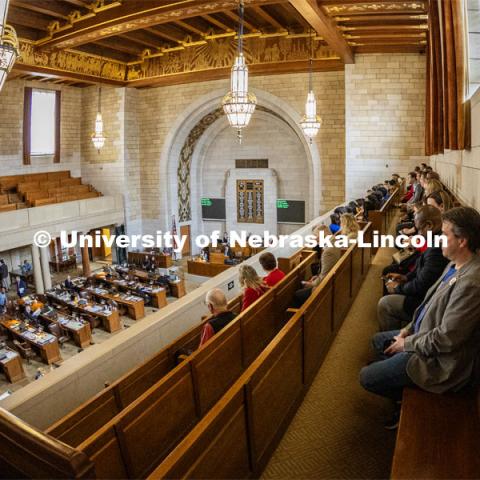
left=288, top=0, right=354, bottom=63
left=35, top=0, right=287, bottom=50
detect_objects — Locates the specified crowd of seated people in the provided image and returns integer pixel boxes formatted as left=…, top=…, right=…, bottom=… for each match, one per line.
left=360, top=164, right=480, bottom=430
left=197, top=252, right=287, bottom=347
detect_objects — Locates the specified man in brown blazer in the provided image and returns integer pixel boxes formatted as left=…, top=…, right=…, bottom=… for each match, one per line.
left=360, top=207, right=480, bottom=404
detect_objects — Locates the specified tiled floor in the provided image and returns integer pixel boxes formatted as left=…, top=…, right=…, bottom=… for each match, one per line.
left=0, top=257, right=207, bottom=396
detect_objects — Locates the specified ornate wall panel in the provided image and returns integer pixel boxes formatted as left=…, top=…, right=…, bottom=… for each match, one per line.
left=236, top=179, right=264, bottom=224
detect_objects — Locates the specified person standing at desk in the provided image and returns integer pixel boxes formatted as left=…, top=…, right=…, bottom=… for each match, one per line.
left=0, top=287, right=6, bottom=314
left=21, top=260, right=32, bottom=275
left=64, top=275, right=75, bottom=290
left=0, top=259, right=9, bottom=290
left=142, top=256, right=152, bottom=271
left=16, top=278, right=27, bottom=298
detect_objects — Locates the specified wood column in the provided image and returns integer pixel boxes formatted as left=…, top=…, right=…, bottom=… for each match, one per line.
left=56, top=237, right=63, bottom=258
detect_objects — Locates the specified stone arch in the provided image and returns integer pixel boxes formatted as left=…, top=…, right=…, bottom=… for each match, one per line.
left=161, top=88, right=322, bottom=230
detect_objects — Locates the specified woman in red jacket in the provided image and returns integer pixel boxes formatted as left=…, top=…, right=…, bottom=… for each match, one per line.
left=239, top=264, right=268, bottom=311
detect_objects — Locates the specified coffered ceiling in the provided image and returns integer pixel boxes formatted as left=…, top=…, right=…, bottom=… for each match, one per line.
left=5, top=0, right=428, bottom=87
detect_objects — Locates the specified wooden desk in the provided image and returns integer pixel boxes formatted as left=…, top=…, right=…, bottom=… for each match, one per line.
left=128, top=252, right=173, bottom=269
left=85, top=287, right=145, bottom=320
left=1, top=319, right=61, bottom=365
left=169, top=279, right=186, bottom=298
left=119, top=268, right=179, bottom=301
left=0, top=347, right=25, bottom=383
left=46, top=292, right=121, bottom=333
left=95, top=274, right=168, bottom=309
left=49, top=255, right=77, bottom=273
left=210, top=252, right=226, bottom=265
left=187, top=260, right=232, bottom=277
left=40, top=312, right=92, bottom=349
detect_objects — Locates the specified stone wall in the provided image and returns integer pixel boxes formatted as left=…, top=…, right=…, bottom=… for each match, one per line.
left=138, top=70, right=345, bottom=233
left=431, top=87, right=480, bottom=209
left=345, top=53, right=427, bottom=199
left=0, top=79, right=81, bottom=177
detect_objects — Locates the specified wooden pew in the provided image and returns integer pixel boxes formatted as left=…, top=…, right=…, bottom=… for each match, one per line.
left=391, top=388, right=480, bottom=479
left=0, top=204, right=16, bottom=212
left=278, top=249, right=303, bottom=274
left=148, top=228, right=372, bottom=479
left=368, top=188, right=400, bottom=253
left=0, top=407, right=94, bottom=479
left=45, top=251, right=316, bottom=459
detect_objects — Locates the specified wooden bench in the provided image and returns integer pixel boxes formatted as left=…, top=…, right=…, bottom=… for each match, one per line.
left=0, top=407, right=94, bottom=479
left=0, top=204, right=17, bottom=212
left=391, top=387, right=480, bottom=479
left=278, top=249, right=303, bottom=274
left=148, top=226, right=377, bottom=479
left=45, top=251, right=316, bottom=472
left=368, top=187, right=400, bottom=253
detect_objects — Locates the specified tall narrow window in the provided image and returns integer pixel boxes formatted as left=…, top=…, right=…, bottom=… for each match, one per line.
left=23, top=87, right=61, bottom=164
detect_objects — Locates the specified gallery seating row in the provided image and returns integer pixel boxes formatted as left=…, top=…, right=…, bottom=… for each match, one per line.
left=44, top=250, right=317, bottom=449
left=148, top=226, right=374, bottom=479
left=0, top=192, right=398, bottom=479
left=391, top=183, right=480, bottom=479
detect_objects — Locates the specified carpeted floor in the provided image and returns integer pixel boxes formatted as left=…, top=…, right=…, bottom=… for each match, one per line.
left=262, top=239, right=399, bottom=479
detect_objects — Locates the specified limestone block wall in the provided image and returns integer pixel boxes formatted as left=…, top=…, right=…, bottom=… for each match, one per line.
left=138, top=70, right=346, bottom=233
left=0, top=79, right=81, bottom=177
left=345, top=53, right=427, bottom=199
left=431, top=87, right=480, bottom=209
left=80, top=86, right=125, bottom=197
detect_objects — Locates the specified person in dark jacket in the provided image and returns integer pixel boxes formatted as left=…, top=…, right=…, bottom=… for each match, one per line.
left=378, top=205, right=449, bottom=331
left=198, top=289, right=236, bottom=347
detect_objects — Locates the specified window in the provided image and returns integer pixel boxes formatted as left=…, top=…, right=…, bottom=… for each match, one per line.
left=467, top=2, right=480, bottom=98
left=23, top=87, right=61, bottom=164
left=30, top=89, right=56, bottom=155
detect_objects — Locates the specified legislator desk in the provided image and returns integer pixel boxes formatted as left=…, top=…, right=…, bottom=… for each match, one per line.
left=128, top=251, right=173, bottom=269
left=94, top=272, right=168, bottom=309
left=169, top=279, right=186, bottom=298
left=46, top=291, right=121, bottom=333
left=84, top=286, right=145, bottom=320
left=9, top=269, right=34, bottom=287
left=187, top=259, right=232, bottom=277
left=1, top=318, right=61, bottom=365
left=40, top=310, right=92, bottom=349
left=49, top=255, right=77, bottom=273
left=0, top=346, right=25, bottom=383
left=121, top=268, right=186, bottom=299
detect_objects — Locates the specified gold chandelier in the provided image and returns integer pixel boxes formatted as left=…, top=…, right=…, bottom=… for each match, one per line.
left=222, top=0, right=256, bottom=143
left=0, top=0, right=19, bottom=92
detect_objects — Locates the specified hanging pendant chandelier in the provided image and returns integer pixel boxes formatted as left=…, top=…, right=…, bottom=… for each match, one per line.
left=300, top=31, right=322, bottom=144
left=91, top=86, right=106, bottom=152
left=222, top=0, right=256, bottom=143
left=0, top=0, right=19, bottom=93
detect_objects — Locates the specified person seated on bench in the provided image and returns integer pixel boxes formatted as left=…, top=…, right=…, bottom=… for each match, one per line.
left=426, top=190, right=452, bottom=213
left=378, top=206, right=449, bottom=331
left=198, top=289, right=236, bottom=347
left=293, top=225, right=341, bottom=308
left=339, top=213, right=360, bottom=241
left=360, top=207, right=480, bottom=426
left=259, top=252, right=285, bottom=287
left=239, top=264, right=268, bottom=311
left=329, top=213, right=341, bottom=234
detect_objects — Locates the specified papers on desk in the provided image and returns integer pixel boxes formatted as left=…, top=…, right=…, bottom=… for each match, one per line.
left=0, top=349, right=18, bottom=363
